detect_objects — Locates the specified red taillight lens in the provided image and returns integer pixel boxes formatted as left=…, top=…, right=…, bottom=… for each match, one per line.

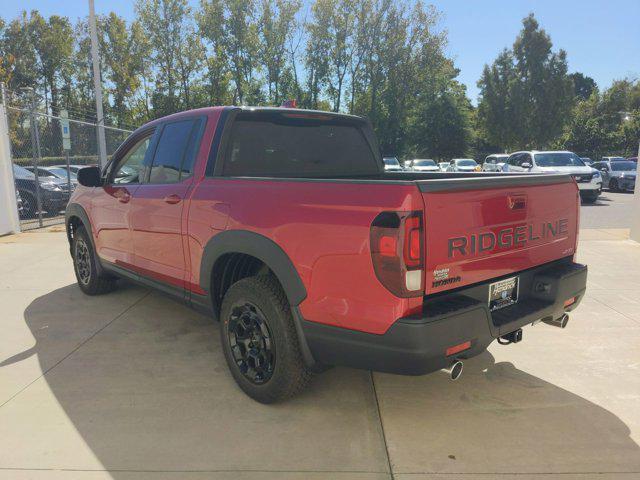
left=378, top=235, right=397, bottom=257
left=404, top=215, right=422, bottom=267
left=370, top=211, right=424, bottom=297
left=564, top=297, right=576, bottom=308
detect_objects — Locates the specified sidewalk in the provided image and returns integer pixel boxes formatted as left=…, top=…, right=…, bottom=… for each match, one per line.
left=0, top=229, right=639, bottom=479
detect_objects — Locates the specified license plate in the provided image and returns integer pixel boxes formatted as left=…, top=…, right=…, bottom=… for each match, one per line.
left=488, top=276, right=519, bottom=311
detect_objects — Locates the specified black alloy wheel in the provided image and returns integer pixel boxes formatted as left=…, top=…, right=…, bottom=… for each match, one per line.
left=74, top=236, right=92, bottom=286
left=227, top=302, right=276, bottom=385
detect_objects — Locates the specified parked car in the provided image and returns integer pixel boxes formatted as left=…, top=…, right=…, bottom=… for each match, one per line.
left=447, top=158, right=479, bottom=172
left=438, top=162, right=449, bottom=171
left=482, top=154, right=509, bottom=172
left=410, top=159, right=440, bottom=172
left=26, top=166, right=78, bottom=185
left=51, top=164, right=98, bottom=175
left=13, top=164, right=72, bottom=217
left=383, top=156, right=403, bottom=171
left=580, top=157, right=593, bottom=166
left=592, top=160, right=636, bottom=192
left=503, top=151, right=602, bottom=203
left=601, top=156, right=626, bottom=163
left=66, top=106, right=587, bottom=403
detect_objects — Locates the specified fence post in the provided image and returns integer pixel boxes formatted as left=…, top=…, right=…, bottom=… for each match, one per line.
left=28, top=93, right=44, bottom=228
left=0, top=103, right=21, bottom=235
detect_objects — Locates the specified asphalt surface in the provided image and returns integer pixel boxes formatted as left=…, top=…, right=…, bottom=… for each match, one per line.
left=580, top=190, right=635, bottom=229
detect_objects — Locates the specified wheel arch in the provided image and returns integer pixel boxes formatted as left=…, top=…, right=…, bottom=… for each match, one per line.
left=200, top=230, right=307, bottom=312
left=65, top=203, right=97, bottom=257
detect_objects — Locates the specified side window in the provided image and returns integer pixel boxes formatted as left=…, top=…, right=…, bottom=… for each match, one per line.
left=111, top=135, right=152, bottom=184
left=147, top=119, right=198, bottom=184
left=507, top=154, right=518, bottom=166
left=523, top=154, right=533, bottom=165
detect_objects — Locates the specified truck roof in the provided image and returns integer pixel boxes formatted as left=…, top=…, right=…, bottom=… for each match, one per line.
left=136, top=106, right=365, bottom=134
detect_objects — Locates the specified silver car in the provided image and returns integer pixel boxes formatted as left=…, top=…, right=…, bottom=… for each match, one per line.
left=482, top=154, right=509, bottom=172
left=447, top=159, right=479, bottom=172
left=592, top=160, right=636, bottom=192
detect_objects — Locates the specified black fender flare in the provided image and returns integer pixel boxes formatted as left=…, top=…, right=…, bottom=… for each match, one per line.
left=199, top=230, right=307, bottom=307
left=65, top=203, right=93, bottom=248
left=65, top=203, right=107, bottom=276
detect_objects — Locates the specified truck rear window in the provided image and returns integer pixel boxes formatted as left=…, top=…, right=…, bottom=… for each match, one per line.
left=222, top=112, right=379, bottom=177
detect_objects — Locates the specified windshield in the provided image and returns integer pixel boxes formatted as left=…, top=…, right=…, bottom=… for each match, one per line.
left=413, top=160, right=436, bottom=167
left=535, top=152, right=585, bottom=167
left=611, top=161, right=637, bottom=172
left=47, top=168, right=77, bottom=179
left=383, top=157, right=400, bottom=166
left=13, top=164, right=35, bottom=179
left=457, top=160, right=477, bottom=166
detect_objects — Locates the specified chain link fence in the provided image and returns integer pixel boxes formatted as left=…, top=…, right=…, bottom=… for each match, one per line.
left=3, top=92, right=133, bottom=230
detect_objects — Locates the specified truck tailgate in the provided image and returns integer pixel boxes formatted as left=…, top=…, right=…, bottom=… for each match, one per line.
left=418, top=174, right=578, bottom=295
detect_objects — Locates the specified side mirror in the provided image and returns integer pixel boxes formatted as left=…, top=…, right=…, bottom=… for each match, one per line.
left=521, top=162, right=532, bottom=169
left=77, top=166, right=102, bottom=187
left=600, top=168, right=607, bottom=172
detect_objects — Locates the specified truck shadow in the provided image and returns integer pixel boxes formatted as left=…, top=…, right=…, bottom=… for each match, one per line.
left=6, top=283, right=640, bottom=476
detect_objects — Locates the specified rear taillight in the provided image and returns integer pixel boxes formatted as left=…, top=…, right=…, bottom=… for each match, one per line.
left=370, top=211, right=424, bottom=297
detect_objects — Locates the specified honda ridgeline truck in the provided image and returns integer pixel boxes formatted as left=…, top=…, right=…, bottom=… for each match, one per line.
left=66, top=107, right=587, bottom=403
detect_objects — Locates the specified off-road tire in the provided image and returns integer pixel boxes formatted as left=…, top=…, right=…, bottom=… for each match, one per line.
left=581, top=191, right=599, bottom=204
left=72, top=226, right=118, bottom=295
left=220, top=275, right=313, bottom=403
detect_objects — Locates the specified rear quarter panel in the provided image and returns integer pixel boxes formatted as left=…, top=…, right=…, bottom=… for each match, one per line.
left=187, top=178, right=425, bottom=334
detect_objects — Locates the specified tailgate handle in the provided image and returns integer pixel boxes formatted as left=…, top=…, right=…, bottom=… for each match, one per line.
left=508, top=196, right=527, bottom=210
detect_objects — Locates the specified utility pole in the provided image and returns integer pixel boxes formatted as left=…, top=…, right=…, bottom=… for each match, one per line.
left=88, top=0, right=107, bottom=168
left=25, top=88, right=44, bottom=227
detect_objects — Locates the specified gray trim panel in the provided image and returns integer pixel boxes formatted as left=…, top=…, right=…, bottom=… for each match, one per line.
left=417, top=173, right=573, bottom=193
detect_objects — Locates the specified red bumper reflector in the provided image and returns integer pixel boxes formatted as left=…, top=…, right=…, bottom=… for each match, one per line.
left=564, top=297, right=576, bottom=308
left=446, top=340, right=471, bottom=357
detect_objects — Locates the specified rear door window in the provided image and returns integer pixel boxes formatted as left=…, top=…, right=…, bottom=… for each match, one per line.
left=222, top=112, right=379, bottom=178
left=147, top=119, right=199, bottom=183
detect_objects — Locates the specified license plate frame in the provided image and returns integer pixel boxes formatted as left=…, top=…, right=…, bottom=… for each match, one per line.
left=488, top=276, right=519, bottom=311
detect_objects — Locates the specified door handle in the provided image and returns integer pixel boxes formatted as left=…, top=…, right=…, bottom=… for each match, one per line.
left=163, top=194, right=182, bottom=204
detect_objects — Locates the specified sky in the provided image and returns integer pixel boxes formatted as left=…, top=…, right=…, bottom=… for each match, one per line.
left=2, top=0, right=639, bottom=103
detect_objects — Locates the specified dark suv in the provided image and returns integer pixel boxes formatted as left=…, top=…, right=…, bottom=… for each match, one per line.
left=13, top=164, right=72, bottom=217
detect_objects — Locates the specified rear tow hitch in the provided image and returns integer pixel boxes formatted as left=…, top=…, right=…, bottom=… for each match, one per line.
left=498, top=328, right=523, bottom=345
left=543, top=314, right=569, bottom=329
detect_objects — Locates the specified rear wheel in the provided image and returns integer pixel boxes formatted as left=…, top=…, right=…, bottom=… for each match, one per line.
left=609, top=179, right=619, bottom=192
left=220, top=276, right=313, bottom=403
left=72, top=226, right=118, bottom=295
left=581, top=191, right=599, bottom=204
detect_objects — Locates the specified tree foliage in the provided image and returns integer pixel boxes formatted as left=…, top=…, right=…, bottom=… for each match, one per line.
left=0, top=6, right=636, bottom=161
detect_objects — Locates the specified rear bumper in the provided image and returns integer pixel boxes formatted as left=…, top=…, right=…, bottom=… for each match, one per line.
left=301, top=259, right=587, bottom=375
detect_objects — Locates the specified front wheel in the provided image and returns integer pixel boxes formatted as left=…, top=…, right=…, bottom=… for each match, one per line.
left=72, top=226, right=118, bottom=295
left=220, top=276, right=313, bottom=403
left=609, top=179, right=619, bottom=192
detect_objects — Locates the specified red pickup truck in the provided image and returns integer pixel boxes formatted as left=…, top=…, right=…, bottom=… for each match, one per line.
left=66, top=106, right=587, bottom=403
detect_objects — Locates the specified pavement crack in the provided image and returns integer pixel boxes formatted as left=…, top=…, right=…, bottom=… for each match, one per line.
left=0, top=290, right=151, bottom=410
left=371, top=371, right=394, bottom=480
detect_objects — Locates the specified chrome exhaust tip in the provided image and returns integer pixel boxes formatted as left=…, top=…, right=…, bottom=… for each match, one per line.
left=543, top=314, right=569, bottom=329
left=441, top=360, right=464, bottom=381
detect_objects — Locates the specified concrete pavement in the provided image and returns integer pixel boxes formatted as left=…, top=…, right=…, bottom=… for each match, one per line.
left=0, top=229, right=639, bottom=479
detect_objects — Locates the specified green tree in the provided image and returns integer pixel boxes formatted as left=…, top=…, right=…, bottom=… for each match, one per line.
left=101, top=14, right=148, bottom=126
left=258, top=0, right=300, bottom=105
left=570, top=72, right=597, bottom=100
left=477, top=14, right=574, bottom=151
